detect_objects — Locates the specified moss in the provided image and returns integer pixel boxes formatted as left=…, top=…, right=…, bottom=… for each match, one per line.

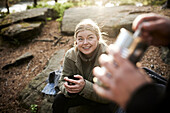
left=0, top=27, right=9, bottom=34
left=20, top=23, right=31, bottom=28
left=19, top=22, right=42, bottom=28
left=46, top=17, right=52, bottom=21
left=0, top=17, right=13, bottom=27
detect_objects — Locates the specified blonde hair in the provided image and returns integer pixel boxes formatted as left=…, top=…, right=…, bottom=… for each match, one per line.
left=74, top=19, right=105, bottom=46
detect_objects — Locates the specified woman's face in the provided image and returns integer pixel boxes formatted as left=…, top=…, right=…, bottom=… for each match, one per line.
left=76, top=30, right=99, bottom=57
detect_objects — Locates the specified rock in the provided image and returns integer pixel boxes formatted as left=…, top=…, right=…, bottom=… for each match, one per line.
left=0, top=8, right=57, bottom=29
left=19, top=49, right=66, bottom=112
left=61, top=6, right=153, bottom=38
left=0, top=22, right=44, bottom=42
left=2, top=52, right=34, bottom=70
left=40, top=99, right=53, bottom=113
left=0, top=8, right=58, bottom=44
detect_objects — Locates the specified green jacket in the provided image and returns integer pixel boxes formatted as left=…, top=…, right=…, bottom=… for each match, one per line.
left=58, top=43, right=110, bottom=103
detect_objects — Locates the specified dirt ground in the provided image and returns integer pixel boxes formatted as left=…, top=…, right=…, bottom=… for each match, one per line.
left=0, top=20, right=75, bottom=112
left=0, top=13, right=170, bottom=112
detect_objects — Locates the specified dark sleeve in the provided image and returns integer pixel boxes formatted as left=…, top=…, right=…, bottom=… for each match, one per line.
left=126, top=83, right=166, bottom=113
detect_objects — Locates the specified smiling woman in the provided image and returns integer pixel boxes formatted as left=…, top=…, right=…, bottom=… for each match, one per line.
left=52, top=19, right=117, bottom=113
left=76, top=30, right=98, bottom=57
left=74, top=19, right=104, bottom=58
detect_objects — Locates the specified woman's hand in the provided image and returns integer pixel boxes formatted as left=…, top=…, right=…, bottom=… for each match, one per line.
left=64, top=75, right=85, bottom=93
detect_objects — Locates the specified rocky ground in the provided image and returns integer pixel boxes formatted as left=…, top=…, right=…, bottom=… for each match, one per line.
left=0, top=20, right=74, bottom=112
left=0, top=7, right=170, bottom=113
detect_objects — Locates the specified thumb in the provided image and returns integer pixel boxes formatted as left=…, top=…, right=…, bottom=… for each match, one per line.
left=74, top=75, right=83, bottom=79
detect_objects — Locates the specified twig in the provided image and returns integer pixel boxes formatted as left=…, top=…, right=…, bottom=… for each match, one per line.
left=54, top=37, right=63, bottom=46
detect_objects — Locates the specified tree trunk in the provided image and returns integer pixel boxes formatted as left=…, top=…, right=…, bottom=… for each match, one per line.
left=5, top=0, right=10, bottom=14
left=33, top=0, right=37, bottom=7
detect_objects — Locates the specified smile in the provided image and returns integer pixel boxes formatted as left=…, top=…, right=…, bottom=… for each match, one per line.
left=83, top=46, right=91, bottom=50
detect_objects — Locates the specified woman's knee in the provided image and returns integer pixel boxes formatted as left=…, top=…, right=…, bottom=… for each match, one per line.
left=53, top=93, right=67, bottom=106
left=52, top=93, right=69, bottom=113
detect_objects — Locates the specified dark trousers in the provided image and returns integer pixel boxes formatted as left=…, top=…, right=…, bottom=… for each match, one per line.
left=52, top=93, right=116, bottom=113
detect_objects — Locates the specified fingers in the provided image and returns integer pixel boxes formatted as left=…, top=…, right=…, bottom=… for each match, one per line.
left=142, top=19, right=168, bottom=31
left=74, top=75, right=83, bottom=79
left=64, top=81, right=78, bottom=89
left=64, top=75, right=85, bottom=93
left=64, top=82, right=80, bottom=93
left=132, top=13, right=158, bottom=30
left=98, top=54, right=116, bottom=74
left=64, top=77, right=78, bottom=84
left=93, top=67, right=113, bottom=88
left=93, top=84, right=114, bottom=102
left=107, top=44, right=127, bottom=67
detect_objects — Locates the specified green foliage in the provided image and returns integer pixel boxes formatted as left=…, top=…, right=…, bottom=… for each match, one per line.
left=56, top=17, right=63, bottom=22
left=53, top=2, right=74, bottom=18
left=8, top=0, right=20, bottom=4
left=148, top=0, right=167, bottom=5
left=27, top=2, right=74, bottom=21
left=0, top=12, right=8, bottom=18
left=30, top=104, right=38, bottom=113
left=46, top=17, right=52, bottom=21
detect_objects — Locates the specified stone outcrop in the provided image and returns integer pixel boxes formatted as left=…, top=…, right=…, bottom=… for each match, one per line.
left=0, top=8, right=58, bottom=43
left=2, top=52, right=34, bottom=70
left=61, top=6, right=153, bottom=38
left=19, top=49, right=66, bottom=113
left=0, top=8, right=57, bottom=28
left=1, top=22, right=44, bottom=42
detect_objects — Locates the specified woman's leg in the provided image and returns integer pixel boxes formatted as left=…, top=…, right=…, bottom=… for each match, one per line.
left=52, top=93, right=94, bottom=113
left=52, top=93, right=69, bottom=113
left=93, top=102, right=117, bottom=113
left=52, top=93, right=117, bottom=113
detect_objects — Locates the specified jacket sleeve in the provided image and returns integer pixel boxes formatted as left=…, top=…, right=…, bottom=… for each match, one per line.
left=58, top=56, right=75, bottom=97
left=126, top=83, right=166, bottom=113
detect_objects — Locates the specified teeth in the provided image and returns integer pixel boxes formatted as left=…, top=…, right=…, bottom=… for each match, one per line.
left=83, top=47, right=90, bottom=49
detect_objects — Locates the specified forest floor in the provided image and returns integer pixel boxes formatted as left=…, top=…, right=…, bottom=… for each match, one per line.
left=0, top=7, right=170, bottom=112
left=0, top=20, right=73, bottom=112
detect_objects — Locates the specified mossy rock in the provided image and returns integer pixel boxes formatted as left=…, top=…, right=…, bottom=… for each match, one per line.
left=0, top=21, right=44, bottom=44
left=0, top=8, right=50, bottom=29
